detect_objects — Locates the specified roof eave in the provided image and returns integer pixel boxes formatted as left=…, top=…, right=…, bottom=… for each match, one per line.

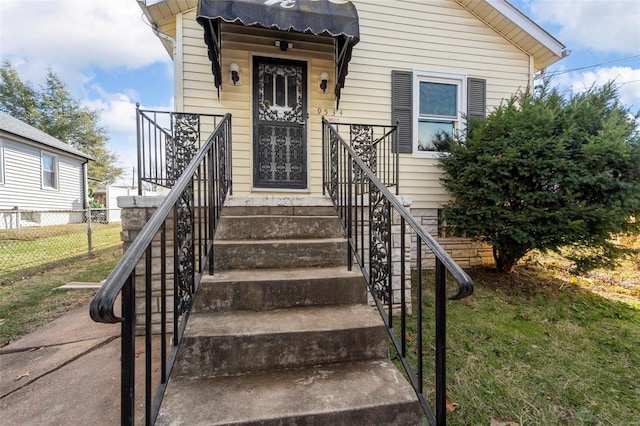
left=456, top=0, right=567, bottom=71
left=0, top=129, right=93, bottom=161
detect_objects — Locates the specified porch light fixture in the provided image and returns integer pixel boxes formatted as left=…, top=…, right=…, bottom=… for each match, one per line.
left=319, top=72, right=329, bottom=94
left=275, top=40, right=292, bottom=51
left=230, top=62, right=241, bottom=86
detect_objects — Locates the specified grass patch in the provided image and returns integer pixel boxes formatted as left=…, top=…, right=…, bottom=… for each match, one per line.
left=395, top=264, right=640, bottom=425
left=0, top=223, right=122, bottom=275
left=0, top=246, right=122, bottom=346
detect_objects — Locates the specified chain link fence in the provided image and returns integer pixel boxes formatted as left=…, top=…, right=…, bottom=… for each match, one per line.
left=0, top=208, right=123, bottom=281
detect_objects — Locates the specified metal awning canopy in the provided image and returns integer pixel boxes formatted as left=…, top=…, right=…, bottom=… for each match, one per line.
left=196, top=0, right=360, bottom=105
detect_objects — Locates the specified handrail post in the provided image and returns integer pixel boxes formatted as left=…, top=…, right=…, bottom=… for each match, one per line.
left=136, top=103, right=143, bottom=195
left=121, top=275, right=136, bottom=426
left=435, top=258, right=447, bottom=426
left=322, top=121, right=326, bottom=196
left=347, top=155, right=353, bottom=270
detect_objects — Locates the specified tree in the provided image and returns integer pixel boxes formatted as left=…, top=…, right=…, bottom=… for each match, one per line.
left=0, top=61, right=122, bottom=185
left=439, top=82, right=640, bottom=273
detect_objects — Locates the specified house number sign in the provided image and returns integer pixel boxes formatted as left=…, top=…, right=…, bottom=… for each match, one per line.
left=316, top=108, right=343, bottom=116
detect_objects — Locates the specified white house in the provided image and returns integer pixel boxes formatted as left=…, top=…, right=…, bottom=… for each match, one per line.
left=135, top=0, right=567, bottom=266
left=0, top=111, right=91, bottom=229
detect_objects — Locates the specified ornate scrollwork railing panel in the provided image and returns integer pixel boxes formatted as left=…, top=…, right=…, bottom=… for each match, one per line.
left=167, top=113, right=200, bottom=186
left=175, top=182, right=195, bottom=314
left=369, top=183, right=391, bottom=302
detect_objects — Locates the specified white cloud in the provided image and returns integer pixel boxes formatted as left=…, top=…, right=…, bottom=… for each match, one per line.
left=81, top=87, right=173, bottom=185
left=0, top=0, right=169, bottom=72
left=528, top=0, right=640, bottom=55
left=552, top=66, right=640, bottom=112
left=0, top=0, right=175, bottom=185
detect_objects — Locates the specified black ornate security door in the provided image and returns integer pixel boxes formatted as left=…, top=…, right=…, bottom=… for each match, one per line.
left=253, top=57, right=307, bottom=189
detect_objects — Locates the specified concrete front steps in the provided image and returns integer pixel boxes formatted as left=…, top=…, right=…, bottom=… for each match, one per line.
left=157, top=197, right=421, bottom=425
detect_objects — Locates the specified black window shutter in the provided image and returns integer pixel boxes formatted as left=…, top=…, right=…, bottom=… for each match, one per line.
left=392, top=70, right=413, bottom=153
left=467, top=77, right=486, bottom=120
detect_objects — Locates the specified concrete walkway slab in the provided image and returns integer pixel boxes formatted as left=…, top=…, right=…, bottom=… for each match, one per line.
left=1, top=299, right=167, bottom=426
left=1, top=303, right=119, bottom=353
left=0, top=337, right=122, bottom=426
left=0, top=336, right=115, bottom=397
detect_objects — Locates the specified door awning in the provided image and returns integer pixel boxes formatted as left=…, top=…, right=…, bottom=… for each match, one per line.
left=196, top=0, right=360, bottom=105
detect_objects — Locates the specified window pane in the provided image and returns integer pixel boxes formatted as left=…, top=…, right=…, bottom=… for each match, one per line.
left=417, top=120, right=454, bottom=151
left=263, top=73, right=274, bottom=106
left=287, top=76, right=297, bottom=108
left=419, top=82, right=457, bottom=117
left=43, top=154, right=54, bottom=171
left=275, top=74, right=286, bottom=107
left=44, top=171, right=54, bottom=188
left=0, top=142, right=4, bottom=184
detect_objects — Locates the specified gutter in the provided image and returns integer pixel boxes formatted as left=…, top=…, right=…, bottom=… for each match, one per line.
left=136, top=0, right=177, bottom=58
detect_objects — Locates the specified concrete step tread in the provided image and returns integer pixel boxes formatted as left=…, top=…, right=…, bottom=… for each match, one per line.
left=185, top=305, right=383, bottom=338
left=203, top=266, right=362, bottom=283
left=220, top=214, right=339, bottom=218
left=157, top=360, right=421, bottom=425
left=214, top=237, right=347, bottom=245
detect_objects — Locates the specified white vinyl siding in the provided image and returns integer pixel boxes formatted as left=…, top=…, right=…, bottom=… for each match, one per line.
left=0, top=139, right=85, bottom=210
left=176, top=0, right=533, bottom=205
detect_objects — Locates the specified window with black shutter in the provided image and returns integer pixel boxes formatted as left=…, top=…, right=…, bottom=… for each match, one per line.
left=392, top=71, right=487, bottom=155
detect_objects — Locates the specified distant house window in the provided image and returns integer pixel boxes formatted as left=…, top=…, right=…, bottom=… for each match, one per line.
left=0, top=140, right=4, bottom=184
left=42, top=151, right=58, bottom=189
left=414, top=72, right=465, bottom=156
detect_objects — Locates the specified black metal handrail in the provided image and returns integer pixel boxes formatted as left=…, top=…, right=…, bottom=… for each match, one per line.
left=328, top=122, right=399, bottom=193
left=322, top=118, right=473, bottom=426
left=136, top=106, right=227, bottom=193
left=90, top=113, right=232, bottom=425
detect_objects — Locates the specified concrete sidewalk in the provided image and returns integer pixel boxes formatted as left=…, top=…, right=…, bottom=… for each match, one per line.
left=0, top=303, right=122, bottom=425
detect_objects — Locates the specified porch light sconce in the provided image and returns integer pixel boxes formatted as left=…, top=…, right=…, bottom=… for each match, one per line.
left=230, top=63, right=241, bottom=86
left=275, top=40, right=292, bottom=52
left=319, top=72, right=329, bottom=94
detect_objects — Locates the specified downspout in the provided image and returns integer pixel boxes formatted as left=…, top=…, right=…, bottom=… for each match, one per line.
left=152, top=25, right=177, bottom=59
left=529, top=55, right=536, bottom=88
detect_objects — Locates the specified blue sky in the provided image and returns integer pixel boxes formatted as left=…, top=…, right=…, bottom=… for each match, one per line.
left=1, top=0, right=639, bottom=186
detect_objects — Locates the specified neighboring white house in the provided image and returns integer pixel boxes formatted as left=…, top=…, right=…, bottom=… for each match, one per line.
left=93, top=184, right=161, bottom=223
left=0, top=111, right=92, bottom=229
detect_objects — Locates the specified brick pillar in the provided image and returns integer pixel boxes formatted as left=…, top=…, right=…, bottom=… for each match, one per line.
left=118, top=196, right=173, bottom=335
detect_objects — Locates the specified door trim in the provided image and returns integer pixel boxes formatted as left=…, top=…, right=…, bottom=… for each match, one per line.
left=251, top=56, right=309, bottom=190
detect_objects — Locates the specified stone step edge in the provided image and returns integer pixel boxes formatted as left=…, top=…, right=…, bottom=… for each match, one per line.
left=157, top=359, right=421, bottom=426
left=183, top=304, right=383, bottom=338
left=202, top=266, right=362, bottom=283
left=214, top=237, right=347, bottom=245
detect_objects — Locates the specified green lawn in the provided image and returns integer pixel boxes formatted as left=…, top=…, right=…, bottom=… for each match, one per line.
left=0, top=223, right=121, bottom=278
left=397, top=265, right=640, bottom=425
left=0, top=223, right=123, bottom=346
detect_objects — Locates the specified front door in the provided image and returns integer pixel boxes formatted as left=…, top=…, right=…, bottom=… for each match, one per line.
left=253, top=57, right=307, bottom=189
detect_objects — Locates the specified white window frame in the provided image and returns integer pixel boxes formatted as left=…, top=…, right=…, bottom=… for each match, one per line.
left=0, top=139, right=4, bottom=184
left=412, top=70, right=467, bottom=158
left=41, top=151, right=59, bottom=190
